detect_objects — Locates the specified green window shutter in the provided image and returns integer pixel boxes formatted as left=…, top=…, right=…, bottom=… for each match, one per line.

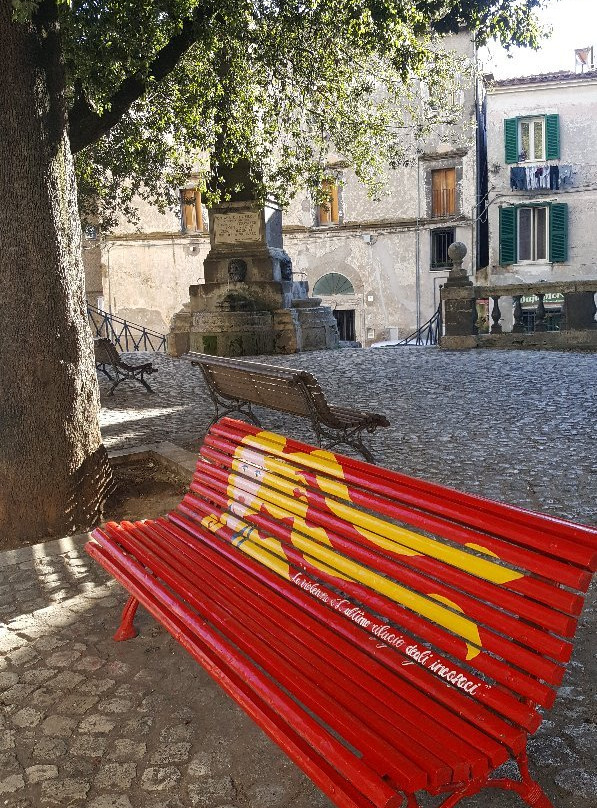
left=545, top=114, right=560, bottom=160
left=504, top=118, right=518, bottom=164
left=499, top=207, right=517, bottom=265
left=549, top=203, right=568, bottom=262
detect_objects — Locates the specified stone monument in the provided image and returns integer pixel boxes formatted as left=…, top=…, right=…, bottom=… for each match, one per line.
left=168, top=197, right=339, bottom=356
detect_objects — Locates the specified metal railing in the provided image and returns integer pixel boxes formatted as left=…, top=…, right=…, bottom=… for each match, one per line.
left=87, top=303, right=167, bottom=353
left=375, top=304, right=442, bottom=348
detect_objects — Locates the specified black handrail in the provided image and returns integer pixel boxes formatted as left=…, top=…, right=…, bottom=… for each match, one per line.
left=382, top=304, right=443, bottom=347
left=87, top=303, right=167, bottom=353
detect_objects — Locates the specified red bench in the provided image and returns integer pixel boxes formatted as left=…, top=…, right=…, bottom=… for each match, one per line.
left=86, top=417, right=597, bottom=808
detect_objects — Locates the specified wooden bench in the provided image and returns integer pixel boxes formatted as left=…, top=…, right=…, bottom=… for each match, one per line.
left=94, top=337, right=157, bottom=395
left=183, top=352, right=389, bottom=462
left=86, top=418, right=597, bottom=808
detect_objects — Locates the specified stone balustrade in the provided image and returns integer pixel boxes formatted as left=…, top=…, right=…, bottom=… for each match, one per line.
left=440, top=243, right=597, bottom=350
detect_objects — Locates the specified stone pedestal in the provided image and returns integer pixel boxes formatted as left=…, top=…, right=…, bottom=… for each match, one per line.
left=439, top=242, right=478, bottom=350
left=168, top=199, right=339, bottom=356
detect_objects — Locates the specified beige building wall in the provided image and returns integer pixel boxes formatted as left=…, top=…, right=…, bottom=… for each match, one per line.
left=87, top=32, right=478, bottom=345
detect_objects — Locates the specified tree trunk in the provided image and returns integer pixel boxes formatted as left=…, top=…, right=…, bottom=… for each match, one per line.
left=0, top=1, right=112, bottom=546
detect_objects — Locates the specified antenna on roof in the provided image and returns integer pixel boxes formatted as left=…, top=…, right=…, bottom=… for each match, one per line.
left=575, top=46, right=594, bottom=73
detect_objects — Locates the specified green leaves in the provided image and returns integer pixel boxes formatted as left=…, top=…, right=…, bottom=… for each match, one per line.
left=65, top=0, right=547, bottom=229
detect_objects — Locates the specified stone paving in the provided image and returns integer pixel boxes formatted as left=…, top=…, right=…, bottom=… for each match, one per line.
left=1, top=346, right=596, bottom=808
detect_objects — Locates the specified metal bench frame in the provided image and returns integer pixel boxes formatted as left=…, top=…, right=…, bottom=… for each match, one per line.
left=94, top=337, right=157, bottom=395
left=87, top=418, right=597, bottom=808
left=183, top=352, right=389, bottom=462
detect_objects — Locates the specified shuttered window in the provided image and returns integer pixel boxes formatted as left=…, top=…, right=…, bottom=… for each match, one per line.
left=549, top=202, right=568, bottom=262
left=181, top=189, right=203, bottom=232
left=431, top=168, right=456, bottom=217
left=500, top=203, right=568, bottom=265
left=504, top=115, right=560, bottom=163
left=318, top=181, right=340, bottom=225
left=499, top=207, right=517, bottom=265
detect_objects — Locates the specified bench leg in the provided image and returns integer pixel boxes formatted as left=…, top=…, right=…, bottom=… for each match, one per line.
left=113, top=595, right=139, bottom=641
left=434, top=750, right=554, bottom=808
left=137, top=372, right=154, bottom=394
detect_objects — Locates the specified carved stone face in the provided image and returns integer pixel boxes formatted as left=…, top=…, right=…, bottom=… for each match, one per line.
left=228, top=259, right=248, bottom=282
left=279, top=254, right=293, bottom=281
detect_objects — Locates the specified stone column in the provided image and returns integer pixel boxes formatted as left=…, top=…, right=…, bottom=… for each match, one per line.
left=439, top=243, right=478, bottom=350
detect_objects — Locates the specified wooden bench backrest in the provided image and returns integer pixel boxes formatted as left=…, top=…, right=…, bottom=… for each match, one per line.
left=192, top=354, right=333, bottom=420
left=94, top=337, right=120, bottom=365
left=174, top=417, right=597, bottom=750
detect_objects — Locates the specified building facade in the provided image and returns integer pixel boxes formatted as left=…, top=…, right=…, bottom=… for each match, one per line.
left=482, top=69, right=597, bottom=331
left=85, top=33, right=480, bottom=346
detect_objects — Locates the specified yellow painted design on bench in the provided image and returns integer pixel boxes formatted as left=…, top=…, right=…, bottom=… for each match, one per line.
left=324, top=497, right=524, bottom=586
left=287, top=530, right=482, bottom=655
left=239, top=431, right=348, bottom=483
left=235, top=432, right=523, bottom=587
left=428, top=595, right=481, bottom=661
left=201, top=510, right=291, bottom=580
left=465, top=543, right=500, bottom=558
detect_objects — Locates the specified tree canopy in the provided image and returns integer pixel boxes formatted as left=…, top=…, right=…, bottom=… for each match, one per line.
left=13, top=0, right=547, bottom=229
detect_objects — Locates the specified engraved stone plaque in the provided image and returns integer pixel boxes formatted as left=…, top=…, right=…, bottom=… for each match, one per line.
left=213, top=212, right=261, bottom=245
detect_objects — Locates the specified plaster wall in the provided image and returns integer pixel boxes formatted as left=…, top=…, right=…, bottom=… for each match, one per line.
left=90, top=31, right=477, bottom=344
left=485, top=75, right=597, bottom=284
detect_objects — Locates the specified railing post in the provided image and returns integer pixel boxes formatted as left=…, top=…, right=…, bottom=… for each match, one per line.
left=512, top=295, right=525, bottom=333
left=490, top=295, right=502, bottom=334
left=534, top=293, right=547, bottom=332
left=439, top=243, right=477, bottom=349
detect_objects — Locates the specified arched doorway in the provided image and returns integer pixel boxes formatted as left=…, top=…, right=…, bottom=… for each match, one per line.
left=313, top=273, right=359, bottom=342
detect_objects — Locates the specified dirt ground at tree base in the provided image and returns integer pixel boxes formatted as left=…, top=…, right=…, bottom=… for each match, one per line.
left=103, top=459, right=188, bottom=526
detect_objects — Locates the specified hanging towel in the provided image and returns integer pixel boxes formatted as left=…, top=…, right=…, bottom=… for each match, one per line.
left=550, top=165, right=560, bottom=190
left=510, top=167, right=526, bottom=190
left=559, top=165, right=573, bottom=187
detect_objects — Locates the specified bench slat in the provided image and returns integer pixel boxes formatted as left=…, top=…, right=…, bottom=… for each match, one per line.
left=213, top=420, right=597, bottom=579
left=164, top=501, right=530, bottom=755
left=89, top=532, right=404, bottom=807
left=87, top=543, right=391, bottom=808
left=94, top=522, right=432, bottom=792
left=158, top=510, right=517, bottom=763
left=205, top=430, right=586, bottom=614
left=194, top=453, right=571, bottom=685
left=202, top=435, right=579, bottom=637
left=109, top=519, right=472, bottom=788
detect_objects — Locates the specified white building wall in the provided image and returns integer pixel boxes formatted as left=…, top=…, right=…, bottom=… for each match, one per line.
left=485, top=73, right=597, bottom=285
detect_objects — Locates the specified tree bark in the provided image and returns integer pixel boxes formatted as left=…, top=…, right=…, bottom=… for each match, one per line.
left=0, top=1, right=112, bottom=546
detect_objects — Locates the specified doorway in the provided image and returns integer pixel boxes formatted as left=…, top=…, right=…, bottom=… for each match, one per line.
left=333, top=309, right=356, bottom=341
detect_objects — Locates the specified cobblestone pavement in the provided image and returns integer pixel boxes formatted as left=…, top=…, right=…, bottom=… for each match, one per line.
left=99, top=347, right=597, bottom=524
left=1, top=347, right=595, bottom=807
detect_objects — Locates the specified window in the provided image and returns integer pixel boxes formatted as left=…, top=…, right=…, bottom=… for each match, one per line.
left=518, top=117, right=544, bottom=162
left=499, top=203, right=568, bottom=265
left=313, top=273, right=354, bottom=296
left=431, top=228, right=455, bottom=268
left=317, top=181, right=340, bottom=225
left=504, top=115, right=560, bottom=164
left=181, top=188, right=203, bottom=232
left=518, top=206, right=548, bottom=261
left=431, top=168, right=456, bottom=217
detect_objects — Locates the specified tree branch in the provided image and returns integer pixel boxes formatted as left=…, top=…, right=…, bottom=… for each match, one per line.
left=68, top=8, right=212, bottom=154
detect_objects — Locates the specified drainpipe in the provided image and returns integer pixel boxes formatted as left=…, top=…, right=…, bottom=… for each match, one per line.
left=415, top=154, right=421, bottom=332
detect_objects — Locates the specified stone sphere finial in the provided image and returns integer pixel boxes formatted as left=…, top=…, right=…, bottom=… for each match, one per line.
left=448, top=241, right=467, bottom=263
